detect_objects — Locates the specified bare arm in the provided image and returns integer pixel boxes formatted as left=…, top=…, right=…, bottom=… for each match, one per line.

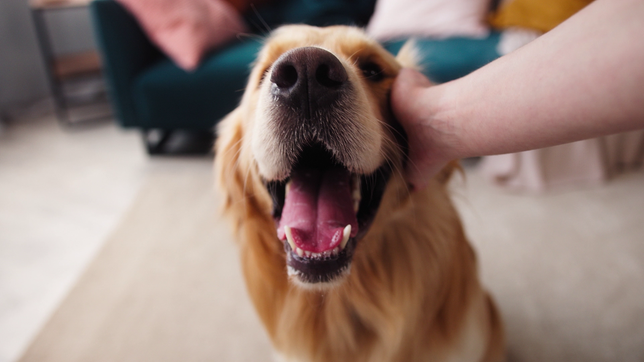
left=391, top=0, right=644, bottom=190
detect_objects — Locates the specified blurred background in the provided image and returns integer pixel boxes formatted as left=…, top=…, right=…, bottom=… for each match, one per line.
left=1, top=0, right=643, bottom=362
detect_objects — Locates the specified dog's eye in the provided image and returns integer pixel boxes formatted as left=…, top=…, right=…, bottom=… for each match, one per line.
left=360, top=62, right=384, bottom=82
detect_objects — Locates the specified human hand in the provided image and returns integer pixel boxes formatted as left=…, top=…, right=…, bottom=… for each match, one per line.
left=391, top=68, right=457, bottom=191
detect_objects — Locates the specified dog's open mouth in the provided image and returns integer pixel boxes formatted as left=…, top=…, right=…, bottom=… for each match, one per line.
left=265, top=143, right=391, bottom=285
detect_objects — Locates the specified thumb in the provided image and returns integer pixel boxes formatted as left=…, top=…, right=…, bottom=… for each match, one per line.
left=395, top=68, right=432, bottom=90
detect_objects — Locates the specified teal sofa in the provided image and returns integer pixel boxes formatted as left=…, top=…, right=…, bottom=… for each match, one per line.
left=90, top=0, right=501, bottom=154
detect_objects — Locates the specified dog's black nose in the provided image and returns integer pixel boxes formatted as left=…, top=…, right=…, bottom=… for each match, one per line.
left=270, top=47, right=348, bottom=117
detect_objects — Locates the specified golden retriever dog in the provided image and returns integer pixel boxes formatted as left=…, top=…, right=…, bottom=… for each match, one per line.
left=215, top=25, right=504, bottom=362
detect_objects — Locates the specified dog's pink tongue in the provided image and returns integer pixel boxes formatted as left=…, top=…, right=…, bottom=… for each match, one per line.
left=277, top=168, right=358, bottom=253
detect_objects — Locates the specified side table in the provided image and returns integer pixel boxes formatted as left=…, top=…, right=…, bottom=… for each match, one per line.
left=30, top=0, right=112, bottom=125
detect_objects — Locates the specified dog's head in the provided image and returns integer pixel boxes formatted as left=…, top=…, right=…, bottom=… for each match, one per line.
left=216, top=25, right=439, bottom=288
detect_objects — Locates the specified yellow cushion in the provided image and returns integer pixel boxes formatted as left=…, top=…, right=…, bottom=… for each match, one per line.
left=489, top=0, right=593, bottom=33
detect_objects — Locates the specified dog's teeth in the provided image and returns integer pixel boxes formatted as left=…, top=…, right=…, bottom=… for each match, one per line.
left=284, top=226, right=296, bottom=251
left=332, top=247, right=339, bottom=256
left=296, top=247, right=304, bottom=257
left=322, top=250, right=331, bottom=258
left=285, top=181, right=291, bottom=197
left=305, top=250, right=311, bottom=257
left=341, top=224, right=351, bottom=250
left=312, top=252, right=320, bottom=258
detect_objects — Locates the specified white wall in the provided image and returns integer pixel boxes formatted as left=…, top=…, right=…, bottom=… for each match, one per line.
left=0, top=0, right=95, bottom=109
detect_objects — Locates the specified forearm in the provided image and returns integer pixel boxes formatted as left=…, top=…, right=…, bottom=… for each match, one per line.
left=435, top=0, right=644, bottom=159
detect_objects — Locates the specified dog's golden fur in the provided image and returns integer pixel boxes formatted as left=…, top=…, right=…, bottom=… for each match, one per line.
left=215, top=25, right=504, bottom=362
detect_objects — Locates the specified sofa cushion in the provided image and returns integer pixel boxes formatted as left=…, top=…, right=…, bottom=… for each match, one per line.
left=367, top=0, right=492, bottom=40
left=384, top=32, right=501, bottom=84
left=132, top=40, right=262, bottom=130
left=117, top=0, right=248, bottom=71
left=489, top=0, right=593, bottom=33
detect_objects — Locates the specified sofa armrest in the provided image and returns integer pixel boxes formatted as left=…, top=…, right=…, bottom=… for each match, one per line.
left=90, top=0, right=164, bottom=128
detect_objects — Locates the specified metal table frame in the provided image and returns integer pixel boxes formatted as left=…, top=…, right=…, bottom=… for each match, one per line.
left=30, top=0, right=112, bottom=126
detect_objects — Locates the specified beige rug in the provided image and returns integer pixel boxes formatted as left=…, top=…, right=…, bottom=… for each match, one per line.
left=18, top=160, right=272, bottom=362
left=19, top=162, right=644, bottom=362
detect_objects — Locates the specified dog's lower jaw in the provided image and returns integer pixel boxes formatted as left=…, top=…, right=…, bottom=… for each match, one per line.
left=284, top=238, right=356, bottom=289
left=287, top=265, right=350, bottom=291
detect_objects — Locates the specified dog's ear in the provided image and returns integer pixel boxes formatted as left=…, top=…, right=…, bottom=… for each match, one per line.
left=214, top=108, right=246, bottom=219
left=395, top=39, right=422, bottom=71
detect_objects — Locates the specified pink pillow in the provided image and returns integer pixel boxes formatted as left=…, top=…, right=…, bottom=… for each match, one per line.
left=117, top=0, right=248, bottom=71
left=366, top=0, right=491, bottom=40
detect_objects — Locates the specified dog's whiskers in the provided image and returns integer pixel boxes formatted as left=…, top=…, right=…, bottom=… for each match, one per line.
left=250, top=4, right=272, bottom=36
left=236, top=32, right=266, bottom=43
left=346, top=50, right=361, bottom=65
left=377, top=117, right=408, bottom=147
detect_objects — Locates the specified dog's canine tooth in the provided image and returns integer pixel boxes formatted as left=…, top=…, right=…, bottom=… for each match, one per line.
left=341, top=225, right=351, bottom=250
left=285, top=181, right=291, bottom=197
left=296, top=247, right=304, bottom=257
left=284, top=226, right=296, bottom=251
